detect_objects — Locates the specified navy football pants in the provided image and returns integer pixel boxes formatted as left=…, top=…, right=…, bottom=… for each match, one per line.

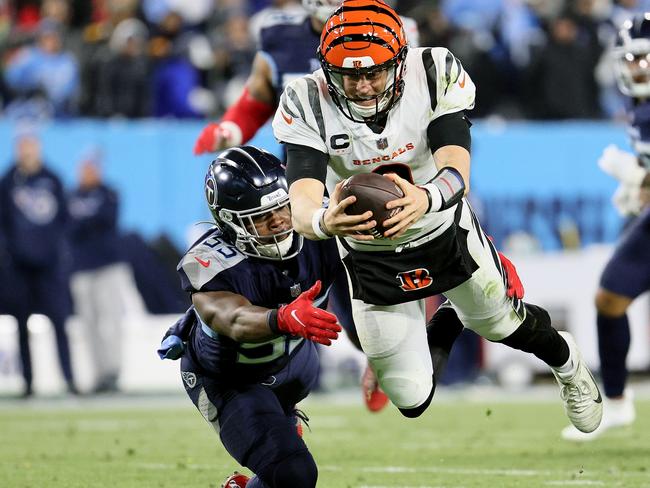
left=181, top=341, right=320, bottom=487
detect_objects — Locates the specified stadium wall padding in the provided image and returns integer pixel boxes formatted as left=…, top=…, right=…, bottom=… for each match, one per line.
left=0, top=120, right=628, bottom=251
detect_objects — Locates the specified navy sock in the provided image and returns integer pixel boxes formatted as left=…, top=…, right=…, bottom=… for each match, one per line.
left=597, top=313, right=630, bottom=398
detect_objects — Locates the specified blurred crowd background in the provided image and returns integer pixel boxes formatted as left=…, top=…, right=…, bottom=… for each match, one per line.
left=1, top=0, right=650, bottom=122
left=1, top=0, right=649, bottom=397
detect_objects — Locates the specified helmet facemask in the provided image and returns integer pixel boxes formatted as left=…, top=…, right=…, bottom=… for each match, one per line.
left=614, top=41, right=650, bottom=98
left=205, top=157, right=303, bottom=262
left=613, top=15, right=650, bottom=98
left=322, top=47, right=407, bottom=122
left=318, top=0, right=409, bottom=123
left=216, top=195, right=302, bottom=261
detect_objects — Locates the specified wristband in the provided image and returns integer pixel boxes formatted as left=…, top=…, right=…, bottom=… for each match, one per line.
left=421, top=184, right=443, bottom=213
left=423, top=167, right=465, bottom=212
left=267, top=309, right=281, bottom=334
left=311, top=207, right=333, bottom=239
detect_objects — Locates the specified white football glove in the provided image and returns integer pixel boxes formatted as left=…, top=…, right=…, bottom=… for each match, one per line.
left=598, top=144, right=646, bottom=186
left=612, top=182, right=643, bottom=217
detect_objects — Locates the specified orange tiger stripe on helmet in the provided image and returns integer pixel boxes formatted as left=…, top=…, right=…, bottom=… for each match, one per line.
left=319, top=0, right=407, bottom=68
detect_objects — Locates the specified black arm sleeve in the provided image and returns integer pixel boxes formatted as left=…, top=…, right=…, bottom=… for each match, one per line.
left=285, top=143, right=330, bottom=187
left=426, top=111, right=472, bottom=154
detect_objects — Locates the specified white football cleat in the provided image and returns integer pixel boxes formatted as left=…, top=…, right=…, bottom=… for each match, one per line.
left=561, top=389, right=636, bottom=441
left=552, top=332, right=603, bottom=433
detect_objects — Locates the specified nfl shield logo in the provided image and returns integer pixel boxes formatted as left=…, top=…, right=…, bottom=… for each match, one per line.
left=290, top=283, right=302, bottom=297
left=181, top=371, right=197, bottom=389
left=376, top=137, right=388, bottom=150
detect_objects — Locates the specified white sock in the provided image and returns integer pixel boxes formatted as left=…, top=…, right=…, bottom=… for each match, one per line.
left=554, top=349, right=577, bottom=376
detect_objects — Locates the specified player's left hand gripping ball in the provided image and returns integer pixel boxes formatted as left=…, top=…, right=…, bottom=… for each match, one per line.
left=271, top=280, right=341, bottom=345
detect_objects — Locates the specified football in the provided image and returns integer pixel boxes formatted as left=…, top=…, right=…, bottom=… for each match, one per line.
left=339, top=172, right=404, bottom=237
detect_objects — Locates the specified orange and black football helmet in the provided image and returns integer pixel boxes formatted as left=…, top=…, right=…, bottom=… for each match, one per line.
left=319, top=0, right=408, bottom=122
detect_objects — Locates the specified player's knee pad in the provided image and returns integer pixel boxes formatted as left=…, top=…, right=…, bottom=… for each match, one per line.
left=258, top=449, right=317, bottom=488
left=371, top=353, right=434, bottom=410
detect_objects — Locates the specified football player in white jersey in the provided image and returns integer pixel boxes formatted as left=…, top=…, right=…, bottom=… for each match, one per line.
left=273, top=0, right=603, bottom=431
left=193, top=0, right=422, bottom=413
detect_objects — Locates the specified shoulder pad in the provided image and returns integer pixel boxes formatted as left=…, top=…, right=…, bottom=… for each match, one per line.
left=178, top=232, right=246, bottom=290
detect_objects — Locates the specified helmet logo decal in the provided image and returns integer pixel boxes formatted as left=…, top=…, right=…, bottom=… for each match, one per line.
left=343, top=56, right=374, bottom=68
left=260, top=188, right=288, bottom=206
left=205, top=175, right=217, bottom=209
left=458, top=72, right=466, bottom=88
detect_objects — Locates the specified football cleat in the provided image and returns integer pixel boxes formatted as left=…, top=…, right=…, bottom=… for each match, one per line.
left=221, top=472, right=249, bottom=488
left=561, top=389, right=636, bottom=441
left=362, top=364, right=389, bottom=413
left=292, top=408, right=310, bottom=438
left=552, top=332, right=603, bottom=433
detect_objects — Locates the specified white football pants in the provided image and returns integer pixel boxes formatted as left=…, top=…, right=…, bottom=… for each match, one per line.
left=348, top=202, right=525, bottom=410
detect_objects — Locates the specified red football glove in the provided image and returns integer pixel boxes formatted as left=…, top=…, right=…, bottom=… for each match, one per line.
left=193, top=122, right=240, bottom=155
left=270, top=280, right=342, bottom=346
left=498, top=251, right=524, bottom=299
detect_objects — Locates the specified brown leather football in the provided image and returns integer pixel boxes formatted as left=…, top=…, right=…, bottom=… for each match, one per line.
left=339, top=173, right=404, bottom=238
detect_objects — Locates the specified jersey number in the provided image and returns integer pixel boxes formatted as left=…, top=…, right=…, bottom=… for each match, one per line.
left=237, top=336, right=302, bottom=364
left=204, top=236, right=238, bottom=259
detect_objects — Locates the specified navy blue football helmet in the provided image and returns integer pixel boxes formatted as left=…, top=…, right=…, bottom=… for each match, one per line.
left=204, top=146, right=303, bottom=260
left=614, top=14, right=650, bottom=97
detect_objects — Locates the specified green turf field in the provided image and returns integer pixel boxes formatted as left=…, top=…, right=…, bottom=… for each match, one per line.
left=1, top=396, right=649, bottom=487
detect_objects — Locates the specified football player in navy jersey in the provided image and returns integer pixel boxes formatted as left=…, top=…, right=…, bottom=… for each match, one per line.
left=561, top=14, right=650, bottom=441
left=159, top=146, right=342, bottom=488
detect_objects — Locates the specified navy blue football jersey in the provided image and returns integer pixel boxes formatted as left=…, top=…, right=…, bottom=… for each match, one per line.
left=0, top=165, right=68, bottom=267
left=176, top=228, right=343, bottom=382
left=258, top=13, right=321, bottom=100
left=626, top=99, right=650, bottom=169
left=68, top=183, right=121, bottom=272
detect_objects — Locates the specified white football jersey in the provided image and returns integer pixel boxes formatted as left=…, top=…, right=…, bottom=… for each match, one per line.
left=272, top=47, right=476, bottom=251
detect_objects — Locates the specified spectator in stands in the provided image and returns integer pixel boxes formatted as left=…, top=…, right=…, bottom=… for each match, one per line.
left=150, top=12, right=204, bottom=118
left=67, top=154, right=141, bottom=394
left=524, top=12, right=603, bottom=119
left=0, top=129, right=78, bottom=397
left=93, top=18, right=151, bottom=118
left=142, top=0, right=214, bottom=28
left=4, top=19, right=79, bottom=117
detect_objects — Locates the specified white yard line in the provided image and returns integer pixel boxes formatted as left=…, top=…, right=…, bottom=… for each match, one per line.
left=545, top=481, right=605, bottom=486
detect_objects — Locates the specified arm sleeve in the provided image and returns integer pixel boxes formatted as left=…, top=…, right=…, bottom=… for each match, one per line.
left=426, top=111, right=472, bottom=153
left=285, top=143, right=330, bottom=187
